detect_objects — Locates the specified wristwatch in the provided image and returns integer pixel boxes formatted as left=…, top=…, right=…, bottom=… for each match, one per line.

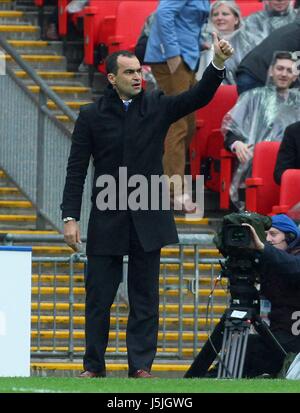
left=63, top=217, right=76, bottom=223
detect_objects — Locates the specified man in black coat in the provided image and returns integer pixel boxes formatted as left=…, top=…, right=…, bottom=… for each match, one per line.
left=235, top=10, right=300, bottom=95
left=61, top=36, right=234, bottom=378
left=274, top=121, right=300, bottom=185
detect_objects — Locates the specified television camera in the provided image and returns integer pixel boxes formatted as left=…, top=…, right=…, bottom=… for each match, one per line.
left=184, top=212, right=287, bottom=379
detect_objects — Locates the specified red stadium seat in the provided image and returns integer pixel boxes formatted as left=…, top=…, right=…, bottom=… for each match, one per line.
left=220, top=148, right=235, bottom=209
left=200, top=129, right=225, bottom=192
left=35, top=0, right=44, bottom=6
left=235, top=0, right=264, bottom=17
left=58, top=0, right=68, bottom=36
left=83, top=1, right=158, bottom=69
left=107, top=1, right=158, bottom=54
left=272, top=169, right=300, bottom=216
left=189, top=85, right=238, bottom=190
left=83, top=0, right=122, bottom=65
left=245, top=141, right=281, bottom=215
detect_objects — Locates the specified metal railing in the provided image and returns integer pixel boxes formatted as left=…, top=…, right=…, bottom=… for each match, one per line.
left=0, top=35, right=93, bottom=235
left=4, top=232, right=229, bottom=361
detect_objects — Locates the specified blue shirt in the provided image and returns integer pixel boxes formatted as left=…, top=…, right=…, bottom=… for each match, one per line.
left=144, top=0, right=209, bottom=71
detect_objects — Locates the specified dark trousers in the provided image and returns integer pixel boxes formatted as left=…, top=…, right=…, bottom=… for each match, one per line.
left=243, top=330, right=300, bottom=378
left=83, top=221, right=161, bottom=375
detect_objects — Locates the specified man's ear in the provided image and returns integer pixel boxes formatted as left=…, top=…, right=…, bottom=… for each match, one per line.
left=268, top=67, right=273, bottom=79
left=107, top=73, right=116, bottom=86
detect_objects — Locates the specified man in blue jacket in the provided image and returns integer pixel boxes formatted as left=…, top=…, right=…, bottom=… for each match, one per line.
left=145, top=0, right=210, bottom=213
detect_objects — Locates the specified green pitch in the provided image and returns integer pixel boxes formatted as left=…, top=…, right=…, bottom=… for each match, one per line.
left=0, top=377, right=299, bottom=393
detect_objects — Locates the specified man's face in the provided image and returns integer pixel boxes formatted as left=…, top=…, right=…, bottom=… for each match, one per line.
left=266, top=227, right=288, bottom=250
left=266, top=0, right=291, bottom=12
left=270, top=58, right=298, bottom=90
left=107, top=55, right=142, bottom=100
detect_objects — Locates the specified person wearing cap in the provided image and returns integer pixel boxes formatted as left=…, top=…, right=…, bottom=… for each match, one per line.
left=242, top=214, right=300, bottom=377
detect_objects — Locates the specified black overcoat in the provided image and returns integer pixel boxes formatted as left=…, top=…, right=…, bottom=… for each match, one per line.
left=61, top=64, right=224, bottom=254
left=274, top=121, right=300, bottom=185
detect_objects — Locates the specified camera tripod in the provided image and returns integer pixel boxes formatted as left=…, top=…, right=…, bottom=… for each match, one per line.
left=184, top=288, right=287, bottom=379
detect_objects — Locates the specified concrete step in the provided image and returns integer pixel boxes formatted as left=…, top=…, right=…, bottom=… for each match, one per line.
left=14, top=69, right=77, bottom=79
left=0, top=0, right=14, bottom=10
left=0, top=187, right=23, bottom=200
left=0, top=29, right=41, bottom=39
left=30, top=361, right=192, bottom=377
left=7, top=56, right=66, bottom=70
left=30, top=274, right=224, bottom=285
left=31, top=302, right=226, bottom=315
left=29, top=261, right=221, bottom=275
left=46, top=100, right=91, bottom=110
left=31, top=314, right=219, bottom=329
left=6, top=53, right=64, bottom=62
left=7, top=40, right=63, bottom=55
left=27, top=84, right=91, bottom=100
left=31, top=330, right=209, bottom=342
left=0, top=213, right=36, bottom=221
left=30, top=286, right=226, bottom=298
left=30, top=346, right=199, bottom=358
left=0, top=213, right=37, bottom=230
left=0, top=199, right=32, bottom=208
left=0, top=229, right=58, bottom=234
left=0, top=10, right=24, bottom=18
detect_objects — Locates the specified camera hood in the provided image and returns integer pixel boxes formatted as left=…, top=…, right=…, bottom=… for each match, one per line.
left=214, top=211, right=272, bottom=257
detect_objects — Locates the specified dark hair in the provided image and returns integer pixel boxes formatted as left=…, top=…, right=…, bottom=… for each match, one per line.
left=285, top=232, right=297, bottom=245
left=105, top=50, right=136, bottom=75
left=273, top=51, right=297, bottom=64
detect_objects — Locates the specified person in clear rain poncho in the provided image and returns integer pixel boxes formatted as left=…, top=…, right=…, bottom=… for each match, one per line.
left=197, top=1, right=242, bottom=82
left=224, top=0, right=297, bottom=84
left=222, top=51, right=300, bottom=210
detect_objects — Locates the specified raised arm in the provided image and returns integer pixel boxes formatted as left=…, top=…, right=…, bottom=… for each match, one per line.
left=162, top=33, right=234, bottom=123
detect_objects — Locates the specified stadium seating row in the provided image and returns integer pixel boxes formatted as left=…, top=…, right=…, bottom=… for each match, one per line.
left=41, top=1, right=264, bottom=68
left=221, top=142, right=300, bottom=216
left=33, top=1, right=300, bottom=217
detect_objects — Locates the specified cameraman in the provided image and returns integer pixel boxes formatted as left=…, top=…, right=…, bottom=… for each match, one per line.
left=243, top=214, right=300, bottom=377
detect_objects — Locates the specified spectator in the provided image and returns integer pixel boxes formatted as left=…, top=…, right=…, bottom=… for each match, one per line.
left=144, top=0, right=210, bottom=213
left=135, top=13, right=155, bottom=65
left=135, top=13, right=157, bottom=91
left=274, top=121, right=300, bottom=185
left=44, top=0, right=88, bottom=41
left=197, top=0, right=242, bottom=82
left=66, top=0, right=88, bottom=14
left=225, top=0, right=296, bottom=86
left=236, top=8, right=300, bottom=95
left=222, top=52, right=300, bottom=210
left=44, top=4, right=59, bottom=40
